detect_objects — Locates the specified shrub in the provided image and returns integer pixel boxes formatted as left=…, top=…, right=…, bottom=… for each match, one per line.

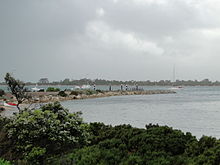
left=0, top=158, right=11, bottom=165
left=0, top=117, right=10, bottom=132
left=96, top=89, right=103, bottom=93
left=5, top=102, right=90, bottom=162
left=24, top=147, right=46, bottom=165
left=46, top=87, right=60, bottom=92
left=50, top=123, right=196, bottom=164
left=70, top=90, right=97, bottom=96
left=0, top=117, right=15, bottom=161
left=85, top=89, right=96, bottom=95
left=70, top=90, right=82, bottom=96
left=58, top=91, right=67, bottom=97
left=0, top=89, right=5, bottom=97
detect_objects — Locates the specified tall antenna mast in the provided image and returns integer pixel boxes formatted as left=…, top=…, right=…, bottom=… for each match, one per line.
left=173, top=64, right=176, bottom=83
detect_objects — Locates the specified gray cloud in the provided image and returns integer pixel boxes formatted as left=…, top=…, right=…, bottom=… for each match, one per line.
left=1, top=0, right=220, bottom=82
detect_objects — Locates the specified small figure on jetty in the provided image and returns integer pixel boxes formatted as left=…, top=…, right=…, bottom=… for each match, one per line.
left=120, top=84, right=123, bottom=91
left=93, top=84, right=96, bottom=90
left=136, top=84, right=138, bottom=91
left=109, top=84, right=112, bottom=91
left=125, top=84, right=128, bottom=91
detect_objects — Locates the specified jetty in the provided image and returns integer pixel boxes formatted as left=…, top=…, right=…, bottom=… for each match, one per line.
left=21, top=90, right=176, bottom=103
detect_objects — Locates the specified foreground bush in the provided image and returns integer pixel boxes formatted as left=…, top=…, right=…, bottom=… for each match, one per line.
left=62, top=123, right=195, bottom=165
left=48, top=123, right=220, bottom=165
left=0, top=158, right=11, bottom=165
left=2, top=102, right=89, bottom=164
left=2, top=106, right=220, bottom=164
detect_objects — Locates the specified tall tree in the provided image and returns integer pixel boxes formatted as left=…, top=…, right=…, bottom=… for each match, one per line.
left=4, top=73, right=29, bottom=111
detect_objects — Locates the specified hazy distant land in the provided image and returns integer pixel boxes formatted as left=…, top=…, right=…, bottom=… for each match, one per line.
left=0, top=78, right=218, bottom=86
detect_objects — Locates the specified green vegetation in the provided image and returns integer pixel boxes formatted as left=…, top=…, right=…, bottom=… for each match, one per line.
left=47, top=123, right=220, bottom=165
left=70, top=90, right=83, bottom=96
left=70, top=89, right=103, bottom=96
left=0, top=102, right=89, bottom=164
left=58, top=91, right=67, bottom=97
left=0, top=89, right=4, bottom=97
left=0, top=158, right=11, bottom=165
left=1, top=104, right=220, bottom=164
left=46, top=87, right=60, bottom=92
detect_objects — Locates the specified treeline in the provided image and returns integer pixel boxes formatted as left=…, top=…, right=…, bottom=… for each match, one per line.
left=1, top=102, right=220, bottom=164
left=56, top=78, right=220, bottom=86
left=47, top=78, right=220, bottom=86
left=0, top=78, right=220, bottom=86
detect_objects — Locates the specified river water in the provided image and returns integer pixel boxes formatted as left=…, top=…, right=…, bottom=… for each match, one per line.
left=1, top=85, right=220, bottom=138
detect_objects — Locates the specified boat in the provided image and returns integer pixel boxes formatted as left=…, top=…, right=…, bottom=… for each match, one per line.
left=31, top=84, right=44, bottom=92
left=81, top=85, right=91, bottom=89
left=74, top=86, right=81, bottom=90
left=31, top=87, right=41, bottom=92
left=4, top=102, right=17, bottom=107
left=169, top=65, right=183, bottom=90
left=170, top=86, right=183, bottom=90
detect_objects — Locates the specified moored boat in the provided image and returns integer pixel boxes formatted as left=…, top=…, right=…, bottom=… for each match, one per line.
left=4, top=102, right=17, bottom=107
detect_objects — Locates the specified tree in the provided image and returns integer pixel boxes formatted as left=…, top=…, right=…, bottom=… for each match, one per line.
left=4, top=73, right=29, bottom=111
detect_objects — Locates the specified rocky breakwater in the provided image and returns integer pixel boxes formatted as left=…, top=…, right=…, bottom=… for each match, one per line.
left=26, top=90, right=176, bottom=104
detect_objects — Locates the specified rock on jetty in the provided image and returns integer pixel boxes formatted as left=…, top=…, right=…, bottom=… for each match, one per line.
left=23, top=90, right=176, bottom=103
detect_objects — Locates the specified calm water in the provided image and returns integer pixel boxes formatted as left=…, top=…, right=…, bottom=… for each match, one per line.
left=61, top=86, right=220, bottom=138
left=2, top=85, right=220, bottom=138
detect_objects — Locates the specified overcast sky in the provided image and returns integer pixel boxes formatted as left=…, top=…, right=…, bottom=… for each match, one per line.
left=1, top=0, right=220, bottom=82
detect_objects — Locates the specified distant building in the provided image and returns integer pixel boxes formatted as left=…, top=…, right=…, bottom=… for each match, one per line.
left=39, top=78, right=49, bottom=84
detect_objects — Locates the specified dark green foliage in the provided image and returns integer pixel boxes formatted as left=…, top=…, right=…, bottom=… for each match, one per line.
left=95, top=89, right=103, bottom=93
left=184, top=136, right=220, bottom=165
left=70, top=90, right=82, bottom=96
left=85, top=89, right=95, bottom=95
left=46, top=87, right=60, bottom=92
left=2, top=102, right=89, bottom=164
left=24, top=147, right=46, bottom=165
left=41, top=101, right=69, bottom=121
left=0, top=158, right=11, bottom=165
left=70, top=89, right=102, bottom=96
left=58, top=91, right=67, bottom=97
left=0, top=89, right=5, bottom=97
left=0, top=117, right=16, bottom=161
left=47, top=123, right=193, bottom=164
left=0, top=117, right=10, bottom=131
left=2, top=109, right=220, bottom=164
